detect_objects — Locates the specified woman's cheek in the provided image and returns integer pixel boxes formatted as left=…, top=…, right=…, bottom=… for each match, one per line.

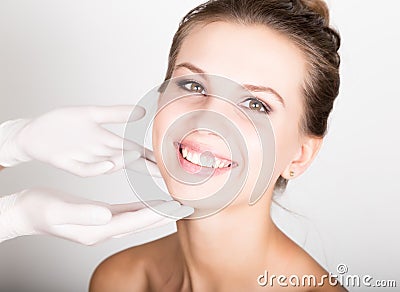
left=152, top=116, right=167, bottom=172
left=273, top=121, right=301, bottom=176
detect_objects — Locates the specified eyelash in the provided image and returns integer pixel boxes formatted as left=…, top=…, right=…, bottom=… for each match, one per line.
left=176, top=79, right=272, bottom=114
left=240, top=98, right=272, bottom=114
left=176, top=79, right=207, bottom=95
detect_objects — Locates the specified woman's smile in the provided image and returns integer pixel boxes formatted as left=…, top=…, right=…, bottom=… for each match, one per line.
left=173, top=138, right=238, bottom=176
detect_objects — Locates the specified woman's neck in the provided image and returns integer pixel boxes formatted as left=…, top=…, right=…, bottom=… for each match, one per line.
left=176, top=195, right=279, bottom=286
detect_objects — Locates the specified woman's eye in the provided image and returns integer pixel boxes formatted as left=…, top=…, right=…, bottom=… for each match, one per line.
left=179, top=80, right=206, bottom=95
left=239, top=98, right=271, bottom=114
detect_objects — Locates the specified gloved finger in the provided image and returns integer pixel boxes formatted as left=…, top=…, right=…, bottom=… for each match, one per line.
left=64, top=160, right=115, bottom=177
left=143, top=148, right=157, bottom=164
left=105, top=150, right=141, bottom=173
left=115, top=145, right=155, bottom=160
left=127, top=205, right=194, bottom=231
left=100, top=201, right=184, bottom=239
left=89, top=105, right=146, bottom=124
left=52, top=203, right=112, bottom=225
left=112, top=205, right=194, bottom=238
left=53, top=201, right=182, bottom=244
left=100, top=129, right=139, bottom=151
left=111, top=218, right=175, bottom=239
left=70, top=152, right=112, bottom=164
left=90, top=144, right=122, bottom=158
left=107, top=200, right=166, bottom=215
left=125, top=157, right=162, bottom=177
left=59, top=197, right=109, bottom=209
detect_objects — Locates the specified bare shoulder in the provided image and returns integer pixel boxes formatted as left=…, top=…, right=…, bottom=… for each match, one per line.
left=294, top=251, right=347, bottom=292
left=89, top=233, right=181, bottom=292
left=274, top=228, right=347, bottom=292
left=89, top=242, right=151, bottom=292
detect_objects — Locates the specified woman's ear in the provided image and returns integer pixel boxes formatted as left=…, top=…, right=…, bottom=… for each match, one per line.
left=281, top=136, right=323, bottom=179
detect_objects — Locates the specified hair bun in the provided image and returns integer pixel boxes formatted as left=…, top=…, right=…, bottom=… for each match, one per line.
left=300, top=0, right=330, bottom=25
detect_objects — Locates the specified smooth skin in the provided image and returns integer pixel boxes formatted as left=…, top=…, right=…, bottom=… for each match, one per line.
left=90, top=22, right=347, bottom=291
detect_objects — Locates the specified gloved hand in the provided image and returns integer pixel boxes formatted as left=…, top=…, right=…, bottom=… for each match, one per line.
left=0, top=188, right=193, bottom=245
left=0, top=105, right=161, bottom=177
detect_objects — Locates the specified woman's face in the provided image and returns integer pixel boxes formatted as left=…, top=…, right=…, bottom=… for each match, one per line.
left=152, top=21, right=307, bottom=208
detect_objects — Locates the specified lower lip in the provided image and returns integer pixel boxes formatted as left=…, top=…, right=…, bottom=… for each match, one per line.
left=175, top=144, right=232, bottom=176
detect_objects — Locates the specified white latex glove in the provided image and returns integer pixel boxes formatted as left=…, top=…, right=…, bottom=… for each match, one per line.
left=0, top=188, right=193, bottom=245
left=0, top=105, right=161, bottom=177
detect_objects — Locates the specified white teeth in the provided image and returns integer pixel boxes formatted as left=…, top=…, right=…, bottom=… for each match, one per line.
left=180, top=144, right=233, bottom=168
left=187, top=151, right=193, bottom=161
left=192, top=152, right=200, bottom=165
left=207, top=158, right=214, bottom=167
left=202, top=156, right=214, bottom=167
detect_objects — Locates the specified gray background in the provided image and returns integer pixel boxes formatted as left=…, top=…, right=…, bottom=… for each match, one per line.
left=1, top=0, right=399, bottom=291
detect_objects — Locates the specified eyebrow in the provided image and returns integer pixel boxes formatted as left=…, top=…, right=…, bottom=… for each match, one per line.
left=175, top=62, right=206, bottom=74
left=242, top=84, right=285, bottom=107
left=174, top=62, right=286, bottom=107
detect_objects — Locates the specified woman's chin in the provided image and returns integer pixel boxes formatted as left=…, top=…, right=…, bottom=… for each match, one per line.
left=165, top=180, right=221, bottom=202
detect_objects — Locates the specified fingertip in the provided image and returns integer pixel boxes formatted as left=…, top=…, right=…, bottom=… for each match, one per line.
left=69, top=160, right=116, bottom=177
left=123, top=150, right=141, bottom=163
left=153, top=201, right=181, bottom=214
left=90, top=105, right=145, bottom=124
left=121, top=139, right=141, bottom=152
left=148, top=165, right=162, bottom=178
left=170, top=206, right=195, bottom=219
left=99, top=161, right=115, bottom=173
left=127, top=105, right=146, bottom=122
left=145, top=200, right=169, bottom=207
left=91, top=206, right=112, bottom=224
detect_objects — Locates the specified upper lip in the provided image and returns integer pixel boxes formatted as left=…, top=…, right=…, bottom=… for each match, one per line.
left=174, top=140, right=235, bottom=163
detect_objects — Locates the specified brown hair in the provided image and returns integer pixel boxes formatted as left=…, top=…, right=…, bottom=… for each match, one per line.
left=164, top=0, right=341, bottom=191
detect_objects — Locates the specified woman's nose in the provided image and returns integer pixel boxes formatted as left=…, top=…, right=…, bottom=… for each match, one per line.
left=198, top=95, right=233, bottom=114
